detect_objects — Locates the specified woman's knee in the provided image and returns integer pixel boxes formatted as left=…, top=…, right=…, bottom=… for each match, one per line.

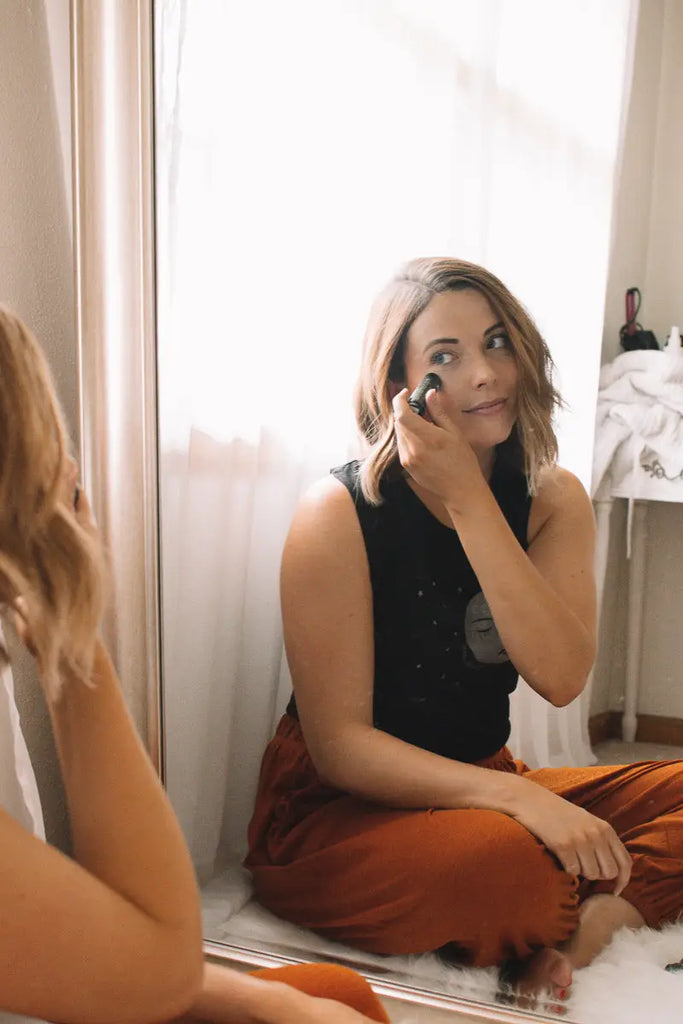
left=432, top=811, right=580, bottom=964
left=368, top=810, right=580, bottom=963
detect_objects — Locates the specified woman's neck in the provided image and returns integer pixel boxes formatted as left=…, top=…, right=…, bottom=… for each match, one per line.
left=474, top=446, right=496, bottom=481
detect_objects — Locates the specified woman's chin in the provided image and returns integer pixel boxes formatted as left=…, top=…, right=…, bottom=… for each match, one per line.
left=465, top=422, right=515, bottom=453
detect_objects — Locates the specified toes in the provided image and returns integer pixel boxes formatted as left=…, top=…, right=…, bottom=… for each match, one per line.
left=548, top=951, right=573, bottom=990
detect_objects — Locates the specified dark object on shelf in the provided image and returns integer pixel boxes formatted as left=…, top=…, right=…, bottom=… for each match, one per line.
left=620, top=287, right=659, bottom=351
left=665, top=959, right=683, bottom=974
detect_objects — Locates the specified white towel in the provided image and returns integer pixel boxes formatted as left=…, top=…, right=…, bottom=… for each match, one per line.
left=592, top=334, right=683, bottom=499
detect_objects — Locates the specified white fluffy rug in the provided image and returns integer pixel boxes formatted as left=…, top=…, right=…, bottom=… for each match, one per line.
left=202, top=869, right=683, bottom=1024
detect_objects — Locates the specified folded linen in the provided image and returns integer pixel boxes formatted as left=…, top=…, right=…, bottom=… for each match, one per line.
left=591, top=328, right=683, bottom=499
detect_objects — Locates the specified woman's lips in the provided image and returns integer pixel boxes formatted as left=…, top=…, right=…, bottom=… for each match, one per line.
left=464, top=398, right=507, bottom=415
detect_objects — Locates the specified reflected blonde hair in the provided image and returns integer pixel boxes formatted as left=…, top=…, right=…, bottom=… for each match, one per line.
left=355, top=258, right=562, bottom=504
left=0, top=308, right=106, bottom=698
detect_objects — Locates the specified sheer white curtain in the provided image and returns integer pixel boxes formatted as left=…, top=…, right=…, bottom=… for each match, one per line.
left=155, top=0, right=636, bottom=879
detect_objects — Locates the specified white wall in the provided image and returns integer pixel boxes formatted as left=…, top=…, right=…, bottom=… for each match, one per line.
left=44, top=0, right=74, bottom=235
left=592, top=0, right=683, bottom=723
left=0, top=0, right=76, bottom=850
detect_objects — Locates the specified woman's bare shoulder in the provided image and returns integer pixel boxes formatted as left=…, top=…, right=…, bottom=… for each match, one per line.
left=536, top=463, right=591, bottom=504
left=528, top=464, right=594, bottom=544
left=289, top=473, right=359, bottom=535
left=283, top=473, right=366, bottom=577
left=298, top=472, right=355, bottom=511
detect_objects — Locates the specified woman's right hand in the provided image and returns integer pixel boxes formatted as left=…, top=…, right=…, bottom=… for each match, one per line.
left=510, top=777, right=632, bottom=894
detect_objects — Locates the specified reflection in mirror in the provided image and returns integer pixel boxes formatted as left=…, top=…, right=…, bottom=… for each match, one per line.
left=154, top=1, right=683, bottom=1021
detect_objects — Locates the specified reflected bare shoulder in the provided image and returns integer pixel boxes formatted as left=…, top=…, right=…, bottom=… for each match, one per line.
left=528, top=464, right=594, bottom=546
left=283, top=475, right=363, bottom=566
left=281, top=474, right=371, bottom=608
left=295, top=474, right=356, bottom=518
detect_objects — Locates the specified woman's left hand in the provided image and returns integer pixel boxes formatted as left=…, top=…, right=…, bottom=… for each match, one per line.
left=392, top=387, right=486, bottom=513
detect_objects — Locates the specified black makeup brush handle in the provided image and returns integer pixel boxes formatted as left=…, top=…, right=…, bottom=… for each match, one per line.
left=407, top=372, right=442, bottom=416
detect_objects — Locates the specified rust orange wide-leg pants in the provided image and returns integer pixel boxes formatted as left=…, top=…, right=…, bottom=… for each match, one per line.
left=245, top=715, right=683, bottom=967
left=250, top=964, right=390, bottom=1022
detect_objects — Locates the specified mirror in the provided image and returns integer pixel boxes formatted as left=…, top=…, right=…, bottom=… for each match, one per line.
left=153, top=2, right=683, bottom=1021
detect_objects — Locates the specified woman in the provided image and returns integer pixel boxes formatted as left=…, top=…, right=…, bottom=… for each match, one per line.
left=0, top=307, right=387, bottom=1024
left=246, top=258, right=683, bottom=999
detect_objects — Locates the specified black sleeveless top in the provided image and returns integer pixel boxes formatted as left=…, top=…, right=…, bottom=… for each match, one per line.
left=286, top=456, right=532, bottom=763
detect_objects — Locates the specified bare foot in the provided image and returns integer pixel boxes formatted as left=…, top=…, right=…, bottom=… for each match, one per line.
left=501, top=894, right=645, bottom=1012
left=499, top=947, right=572, bottom=1013
left=516, top=947, right=573, bottom=1006
left=561, top=894, right=645, bottom=968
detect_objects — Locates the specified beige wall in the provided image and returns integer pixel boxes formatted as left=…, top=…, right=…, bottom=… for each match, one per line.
left=592, top=0, right=683, bottom=723
left=0, top=0, right=75, bottom=850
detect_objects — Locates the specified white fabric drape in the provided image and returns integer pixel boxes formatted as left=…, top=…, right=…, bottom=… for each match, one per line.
left=0, top=622, right=44, bottom=839
left=0, top=630, right=45, bottom=1024
left=155, top=0, right=636, bottom=877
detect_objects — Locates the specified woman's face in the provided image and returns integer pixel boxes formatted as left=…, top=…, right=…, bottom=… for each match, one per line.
left=400, top=288, right=519, bottom=456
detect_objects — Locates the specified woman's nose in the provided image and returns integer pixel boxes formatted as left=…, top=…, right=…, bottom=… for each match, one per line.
left=470, top=354, right=496, bottom=389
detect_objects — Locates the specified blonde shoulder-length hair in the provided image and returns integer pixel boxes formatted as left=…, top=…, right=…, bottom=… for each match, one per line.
left=354, top=257, right=562, bottom=505
left=0, top=307, right=106, bottom=698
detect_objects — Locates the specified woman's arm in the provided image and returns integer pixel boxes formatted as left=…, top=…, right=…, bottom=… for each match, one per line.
left=447, top=466, right=596, bottom=706
left=282, top=477, right=628, bottom=894
left=1, top=486, right=202, bottom=1023
left=394, top=388, right=596, bottom=706
left=0, top=634, right=203, bottom=1024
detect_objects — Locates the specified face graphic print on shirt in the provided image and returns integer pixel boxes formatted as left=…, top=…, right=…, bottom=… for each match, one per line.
left=464, top=591, right=509, bottom=664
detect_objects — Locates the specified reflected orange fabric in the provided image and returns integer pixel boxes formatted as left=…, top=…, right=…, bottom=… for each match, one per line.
left=250, top=963, right=390, bottom=1022
left=246, top=714, right=683, bottom=967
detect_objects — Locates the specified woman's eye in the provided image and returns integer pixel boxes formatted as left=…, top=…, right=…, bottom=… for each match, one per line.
left=487, top=333, right=511, bottom=350
left=430, top=350, right=455, bottom=366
